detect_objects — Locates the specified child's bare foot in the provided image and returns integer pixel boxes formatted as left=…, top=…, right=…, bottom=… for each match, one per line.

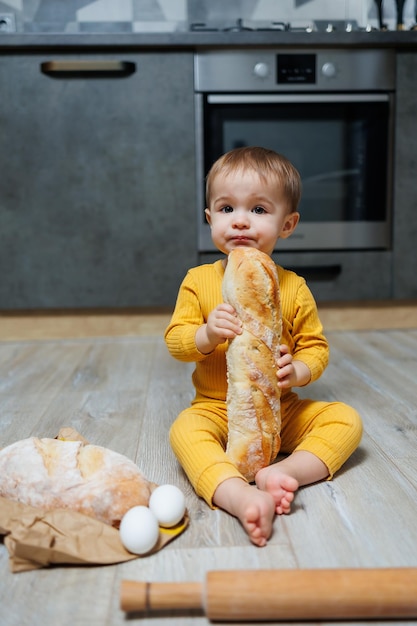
left=256, top=451, right=329, bottom=514
left=255, top=466, right=299, bottom=515
left=213, top=478, right=276, bottom=547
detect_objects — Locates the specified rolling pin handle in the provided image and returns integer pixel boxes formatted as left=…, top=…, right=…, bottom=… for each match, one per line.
left=120, top=580, right=203, bottom=613
left=120, top=581, right=149, bottom=613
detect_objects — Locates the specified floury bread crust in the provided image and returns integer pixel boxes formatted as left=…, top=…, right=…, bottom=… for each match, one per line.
left=222, top=248, right=282, bottom=482
left=0, top=437, right=153, bottom=526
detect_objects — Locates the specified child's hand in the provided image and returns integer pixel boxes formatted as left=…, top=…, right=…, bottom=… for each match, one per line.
left=196, top=304, right=242, bottom=354
left=277, top=344, right=311, bottom=389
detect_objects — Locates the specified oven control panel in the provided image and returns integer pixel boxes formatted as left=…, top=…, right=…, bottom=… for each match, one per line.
left=194, top=49, right=395, bottom=92
left=277, top=53, right=316, bottom=84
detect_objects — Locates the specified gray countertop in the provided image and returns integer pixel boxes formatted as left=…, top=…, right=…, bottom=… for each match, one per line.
left=1, top=30, right=417, bottom=51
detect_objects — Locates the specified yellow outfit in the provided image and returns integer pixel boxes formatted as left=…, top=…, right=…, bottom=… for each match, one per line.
left=165, top=260, right=362, bottom=506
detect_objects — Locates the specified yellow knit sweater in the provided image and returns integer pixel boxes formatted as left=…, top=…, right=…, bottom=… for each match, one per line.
left=165, top=259, right=329, bottom=403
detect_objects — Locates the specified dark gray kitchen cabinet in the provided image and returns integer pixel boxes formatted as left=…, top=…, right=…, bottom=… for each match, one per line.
left=0, top=52, right=196, bottom=309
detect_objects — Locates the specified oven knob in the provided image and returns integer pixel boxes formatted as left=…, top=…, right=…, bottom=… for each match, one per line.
left=253, top=62, right=270, bottom=78
left=321, top=62, right=337, bottom=78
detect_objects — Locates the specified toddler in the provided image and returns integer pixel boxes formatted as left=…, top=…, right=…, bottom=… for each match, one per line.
left=165, top=146, right=363, bottom=547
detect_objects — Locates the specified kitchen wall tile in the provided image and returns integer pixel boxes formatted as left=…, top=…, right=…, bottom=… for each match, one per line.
left=0, top=0, right=415, bottom=33
left=132, top=0, right=164, bottom=21
left=76, top=0, right=133, bottom=22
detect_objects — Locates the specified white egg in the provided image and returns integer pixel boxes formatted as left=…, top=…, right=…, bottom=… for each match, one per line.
left=149, top=484, right=186, bottom=528
left=119, top=505, right=159, bottom=555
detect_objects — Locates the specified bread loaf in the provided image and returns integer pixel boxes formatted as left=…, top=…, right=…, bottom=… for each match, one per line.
left=222, top=247, right=282, bottom=482
left=0, top=437, right=153, bottom=526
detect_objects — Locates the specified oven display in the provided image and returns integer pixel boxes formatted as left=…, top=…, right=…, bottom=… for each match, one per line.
left=277, top=54, right=316, bottom=85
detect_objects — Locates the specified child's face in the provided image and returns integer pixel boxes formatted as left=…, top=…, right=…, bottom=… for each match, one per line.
left=205, top=168, right=299, bottom=257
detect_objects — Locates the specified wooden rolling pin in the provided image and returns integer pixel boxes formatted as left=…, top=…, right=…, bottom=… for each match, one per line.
left=121, top=568, right=417, bottom=621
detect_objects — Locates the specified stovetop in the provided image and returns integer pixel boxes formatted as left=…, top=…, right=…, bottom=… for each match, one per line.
left=189, top=18, right=374, bottom=33
left=190, top=18, right=292, bottom=32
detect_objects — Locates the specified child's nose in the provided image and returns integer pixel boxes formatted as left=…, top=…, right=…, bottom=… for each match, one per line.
left=232, top=210, right=250, bottom=227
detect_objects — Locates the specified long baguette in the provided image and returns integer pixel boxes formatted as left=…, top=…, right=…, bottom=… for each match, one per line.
left=222, top=247, right=282, bottom=482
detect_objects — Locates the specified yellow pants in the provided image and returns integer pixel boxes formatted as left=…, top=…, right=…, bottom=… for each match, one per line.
left=169, top=392, right=363, bottom=507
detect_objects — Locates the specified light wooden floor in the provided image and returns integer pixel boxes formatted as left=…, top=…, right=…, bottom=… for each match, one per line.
left=1, top=308, right=417, bottom=625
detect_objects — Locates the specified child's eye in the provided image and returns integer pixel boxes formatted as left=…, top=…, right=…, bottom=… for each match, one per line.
left=253, top=206, right=266, bottom=214
left=221, top=205, right=233, bottom=213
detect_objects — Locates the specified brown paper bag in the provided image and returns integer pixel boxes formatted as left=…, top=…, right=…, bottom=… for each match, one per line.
left=0, top=428, right=188, bottom=572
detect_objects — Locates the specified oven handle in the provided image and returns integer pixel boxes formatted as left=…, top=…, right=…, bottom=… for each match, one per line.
left=207, top=94, right=390, bottom=104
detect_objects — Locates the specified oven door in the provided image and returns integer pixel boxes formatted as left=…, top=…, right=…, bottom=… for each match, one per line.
left=196, top=92, right=394, bottom=252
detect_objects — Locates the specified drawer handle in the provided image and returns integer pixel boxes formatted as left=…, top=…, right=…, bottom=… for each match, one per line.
left=40, top=60, right=136, bottom=77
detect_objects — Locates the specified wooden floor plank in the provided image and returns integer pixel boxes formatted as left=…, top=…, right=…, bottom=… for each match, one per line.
left=328, top=330, right=417, bottom=400
left=283, top=434, right=417, bottom=569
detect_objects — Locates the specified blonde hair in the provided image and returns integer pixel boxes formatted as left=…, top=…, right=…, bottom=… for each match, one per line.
left=206, top=146, right=302, bottom=213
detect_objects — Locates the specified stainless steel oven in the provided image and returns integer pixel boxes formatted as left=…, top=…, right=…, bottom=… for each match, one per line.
left=195, top=49, right=395, bottom=253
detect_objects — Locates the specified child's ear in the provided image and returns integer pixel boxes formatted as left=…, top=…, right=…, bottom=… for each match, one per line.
left=280, top=212, right=300, bottom=239
left=205, top=208, right=212, bottom=225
